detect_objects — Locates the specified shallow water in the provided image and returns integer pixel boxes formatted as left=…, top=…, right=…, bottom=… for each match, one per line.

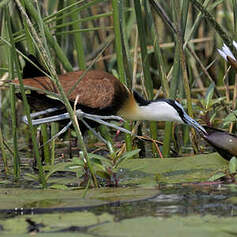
left=0, top=154, right=236, bottom=236
left=0, top=184, right=237, bottom=236
left=1, top=184, right=236, bottom=218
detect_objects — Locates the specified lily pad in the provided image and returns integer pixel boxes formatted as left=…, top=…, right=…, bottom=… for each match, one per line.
left=0, top=212, right=112, bottom=236
left=0, top=187, right=158, bottom=210
left=1, top=212, right=236, bottom=237
left=92, top=215, right=237, bottom=237
left=119, top=153, right=228, bottom=185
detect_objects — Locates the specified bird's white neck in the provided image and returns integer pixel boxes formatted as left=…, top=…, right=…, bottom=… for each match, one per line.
left=121, top=100, right=184, bottom=123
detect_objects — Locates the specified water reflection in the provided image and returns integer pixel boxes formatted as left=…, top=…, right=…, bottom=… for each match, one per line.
left=1, top=184, right=237, bottom=219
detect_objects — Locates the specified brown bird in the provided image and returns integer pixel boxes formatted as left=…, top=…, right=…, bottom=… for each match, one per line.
left=13, top=55, right=206, bottom=135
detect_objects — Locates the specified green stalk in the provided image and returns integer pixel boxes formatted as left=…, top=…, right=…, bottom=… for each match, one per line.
left=41, top=124, right=50, bottom=165
left=15, top=0, right=97, bottom=187
left=24, top=1, right=50, bottom=166
left=0, top=0, right=9, bottom=8
left=163, top=44, right=180, bottom=157
left=69, top=0, right=86, bottom=70
left=5, top=8, right=20, bottom=179
left=55, top=0, right=64, bottom=47
left=134, top=1, right=153, bottom=98
left=0, top=128, right=8, bottom=176
left=9, top=73, right=20, bottom=180
left=175, top=0, right=198, bottom=153
left=112, top=0, right=132, bottom=152
left=148, top=1, right=172, bottom=157
left=45, top=0, right=104, bottom=24
left=53, top=12, right=112, bottom=30
left=151, top=31, right=169, bottom=96
left=148, top=0, right=177, bottom=156
left=120, top=0, right=133, bottom=88
left=190, top=0, right=235, bottom=55
left=184, top=0, right=211, bottom=48
left=99, top=126, right=112, bottom=143
left=233, top=0, right=237, bottom=40
left=5, top=5, right=46, bottom=187
left=134, top=0, right=158, bottom=157
left=181, top=0, right=189, bottom=37
left=23, top=0, right=73, bottom=72
left=50, top=123, right=58, bottom=165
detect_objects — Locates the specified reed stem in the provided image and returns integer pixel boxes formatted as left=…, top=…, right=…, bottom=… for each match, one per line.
left=6, top=4, right=47, bottom=187
left=112, top=0, right=132, bottom=152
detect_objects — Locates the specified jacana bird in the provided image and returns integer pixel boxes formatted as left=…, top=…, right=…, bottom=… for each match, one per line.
left=13, top=55, right=206, bottom=136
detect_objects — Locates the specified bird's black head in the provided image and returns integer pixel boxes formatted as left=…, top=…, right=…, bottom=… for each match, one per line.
left=132, top=90, right=150, bottom=106
left=168, top=100, right=207, bottom=135
left=149, top=96, right=206, bottom=134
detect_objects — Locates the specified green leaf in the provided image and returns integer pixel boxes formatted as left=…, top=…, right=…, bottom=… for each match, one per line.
left=209, top=97, right=225, bottom=107
left=209, top=111, right=217, bottom=123
left=92, top=162, right=107, bottom=172
left=208, top=172, right=226, bottom=181
left=71, top=157, right=84, bottom=166
left=96, top=170, right=111, bottom=179
left=205, top=82, right=215, bottom=109
left=49, top=184, right=69, bottom=190
left=88, top=153, right=112, bottom=166
left=91, top=162, right=111, bottom=179
left=223, top=110, right=237, bottom=126
left=229, top=157, right=237, bottom=174
left=44, top=161, right=84, bottom=180
left=24, top=173, right=38, bottom=181
left=115, top=149, right=140, bottom=168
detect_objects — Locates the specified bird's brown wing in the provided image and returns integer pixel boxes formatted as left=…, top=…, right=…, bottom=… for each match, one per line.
left=60, top=71, right=117, bottom=109
left=13, top=70, right=130, bottom=111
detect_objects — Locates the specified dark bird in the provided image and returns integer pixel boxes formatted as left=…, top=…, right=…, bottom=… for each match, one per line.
left=202, top=126, right=237, bottom=161
left=13, top=55, right=206, bottom=135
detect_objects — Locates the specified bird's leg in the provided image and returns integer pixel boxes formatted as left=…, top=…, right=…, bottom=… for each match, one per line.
left=23, top=108, right=132, bottom=150
left=81, top=119, right=111, bottom=147
left=82, top=113, right=125, bottom=121
left=23, top=107, right=62, bottom=125
left=80, top=112, right=131, bottom=135
left=23, top=109, right=132, bottom=135
left=39, top=121, right=72, bottom=148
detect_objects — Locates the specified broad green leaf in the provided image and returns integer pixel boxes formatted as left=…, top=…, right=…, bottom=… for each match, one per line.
left=88, top=153, right=112, bottom=166
left=229, top=157, right=237, bottom=174
left=209, top=97, right=225, bottom=107
left=71, top=157, right=84, bottom=165
left=223, top=110, right=237, bottom=126
left=24, top=173, right=38, bottom=181
left=49, top=184, right=70, bottom=190
left=208, top=172, right=226, bottom=181
left=205, top=82, right=215, bottom=109
left=96, top=170, right=111, bottom=180
left=115, top=149, right=141, bottom=168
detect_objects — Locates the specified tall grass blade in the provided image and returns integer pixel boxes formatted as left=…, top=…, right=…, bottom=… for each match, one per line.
left=5, top=5, right=46, bottom=187
left=68, top=0, right=86, bottom=70
left=134, top=0, right=158, bottom=157
left=112, top=0, right=132, bottom=152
